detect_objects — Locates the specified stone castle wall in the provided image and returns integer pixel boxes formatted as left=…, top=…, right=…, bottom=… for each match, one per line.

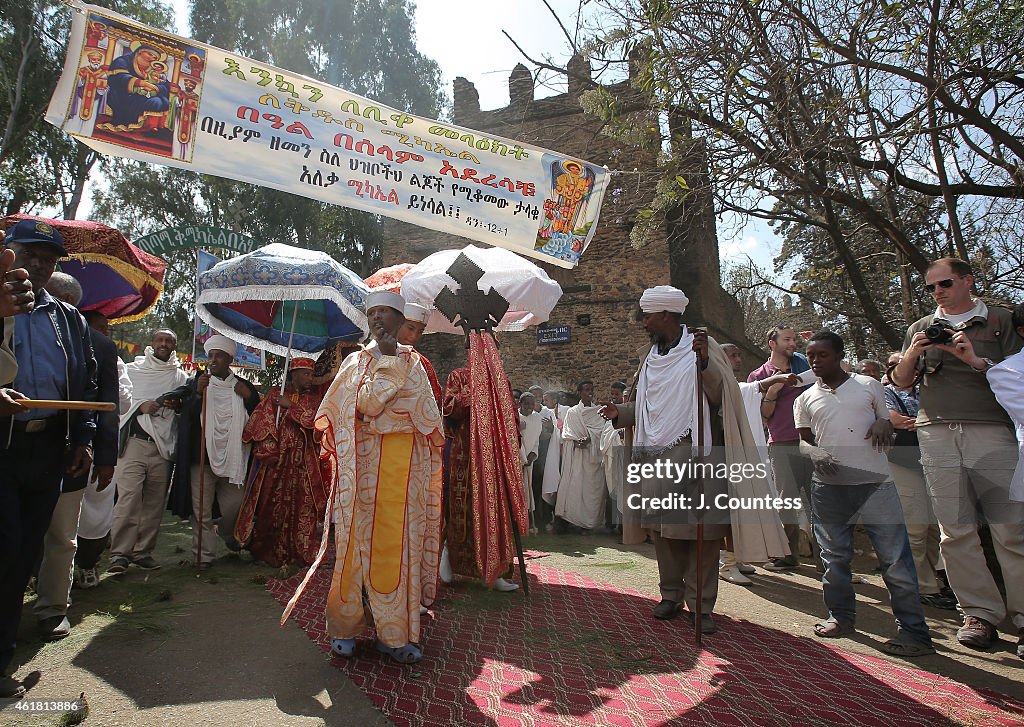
left=381, top=62, right=672, bottom=394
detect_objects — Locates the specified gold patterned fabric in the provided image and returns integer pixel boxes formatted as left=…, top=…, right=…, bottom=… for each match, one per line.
left=282, top=343, right=443, bottom=648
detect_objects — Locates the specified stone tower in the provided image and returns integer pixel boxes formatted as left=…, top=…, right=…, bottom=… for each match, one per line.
left=380, top=58, right=762, bottom=392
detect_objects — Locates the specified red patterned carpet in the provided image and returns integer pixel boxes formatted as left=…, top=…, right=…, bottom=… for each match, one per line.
left=267, top=565, right=1024, bottom=726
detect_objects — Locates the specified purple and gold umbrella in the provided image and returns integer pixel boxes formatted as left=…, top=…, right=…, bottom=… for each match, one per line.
left=1, top=214, right=166, bottom=323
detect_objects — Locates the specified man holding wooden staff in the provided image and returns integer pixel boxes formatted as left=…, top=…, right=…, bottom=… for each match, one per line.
left=600, top=286, right=764, bottom=637
left=0, top=218, right=97, bottom=698
left=170, top=335, right=259, bottom=569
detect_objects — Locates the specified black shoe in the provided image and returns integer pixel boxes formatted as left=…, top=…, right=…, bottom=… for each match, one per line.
left=920, top=593, right=958, bottom=610
left=653, top=599, right=680, bottom=620
left=132, top=556, right=161, bottom=570
left=0, top=674, right=25, bottom=698
left=686, top=611, right=718, bottom=634
left=107, top=556, right=130, bottom=574
left=37, top=615, right=71, bottom=641
left=763, top=557, right=799, bottom=571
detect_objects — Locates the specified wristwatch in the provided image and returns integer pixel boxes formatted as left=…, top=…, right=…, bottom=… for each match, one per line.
left=972, top=357, right=995, bottom=372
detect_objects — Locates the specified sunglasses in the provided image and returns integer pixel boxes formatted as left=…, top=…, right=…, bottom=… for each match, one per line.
left=924, top=277, right=959, bottom=293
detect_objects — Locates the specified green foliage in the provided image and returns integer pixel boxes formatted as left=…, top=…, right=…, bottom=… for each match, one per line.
left=0, top=0, right=174, bottom=216
left=86, top=0, right=446, bottom=353
left=582, top=0, right=1024, bottom=340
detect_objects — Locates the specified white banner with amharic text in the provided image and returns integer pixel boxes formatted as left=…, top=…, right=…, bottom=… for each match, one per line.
left=46, top=2, right=609, bottom=267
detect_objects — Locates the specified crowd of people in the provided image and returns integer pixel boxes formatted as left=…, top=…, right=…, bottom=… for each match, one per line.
left=2, top=217, right=1023, bottom=695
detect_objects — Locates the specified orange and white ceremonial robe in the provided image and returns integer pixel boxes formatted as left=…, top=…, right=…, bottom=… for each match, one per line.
left=298, top=341, right=443, bottom=648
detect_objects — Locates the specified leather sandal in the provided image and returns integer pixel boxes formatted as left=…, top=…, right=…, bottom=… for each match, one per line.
left=880, top=638, right=935, bottom=658
left=376, top=641, right=422, bottom=664
left=813, top=618, right=855, bottom=638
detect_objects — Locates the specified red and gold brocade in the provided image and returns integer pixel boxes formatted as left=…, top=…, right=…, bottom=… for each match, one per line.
left=444, top=332, right=529, bottom=587
left=235, top=386, right=327, bottom=567
left=416, top=348, right=442, bottom=408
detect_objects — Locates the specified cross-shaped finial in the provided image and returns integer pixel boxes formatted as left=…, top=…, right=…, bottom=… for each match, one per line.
left=433, top=253, right=510, bottom=340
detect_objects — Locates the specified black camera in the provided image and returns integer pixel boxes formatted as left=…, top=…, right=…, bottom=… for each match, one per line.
left=924, top=323, right=956, bottom=345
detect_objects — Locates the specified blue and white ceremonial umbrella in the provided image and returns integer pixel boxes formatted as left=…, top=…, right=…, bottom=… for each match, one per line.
left=196, top=243, right=369, bottom=408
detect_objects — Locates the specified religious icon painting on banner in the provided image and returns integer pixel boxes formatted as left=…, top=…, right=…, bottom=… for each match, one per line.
left=534, top=156, right=599, bottom=265
left=62, top=10, right=207, bottom=163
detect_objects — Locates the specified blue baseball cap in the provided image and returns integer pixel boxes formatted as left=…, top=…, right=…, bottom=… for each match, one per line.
left=3, top=218, right=67, bottom=256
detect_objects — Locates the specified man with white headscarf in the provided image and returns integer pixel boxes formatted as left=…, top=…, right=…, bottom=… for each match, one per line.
left=169, top=334, right=259, bottom=568
left=556, top=379, right=612, bottom=531
left=601, top=286, right=786, bottom=633
left=284, top=291, right=443, bottom=665
left=106, top=328, right=188, bottom=575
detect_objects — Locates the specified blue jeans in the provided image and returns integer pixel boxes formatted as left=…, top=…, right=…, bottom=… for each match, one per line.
left=809, top=481, right=932, bottom=645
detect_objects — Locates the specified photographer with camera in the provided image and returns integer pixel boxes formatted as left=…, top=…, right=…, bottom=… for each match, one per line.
left=891, top=258, right=1024, bottom=656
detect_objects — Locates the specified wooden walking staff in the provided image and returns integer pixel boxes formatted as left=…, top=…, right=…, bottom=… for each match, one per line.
left=693, top=332, right=706, bottom=649
left=18, top=400, right=116, bottom=412
left=195, top=382, right=209, bottom=574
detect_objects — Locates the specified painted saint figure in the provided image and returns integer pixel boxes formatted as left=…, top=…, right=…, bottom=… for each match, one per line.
left=75, top=50, right=108, bottom=121
left=553, top=160, right=593, bottom=232
left=102, top=41, right=171, bottom=131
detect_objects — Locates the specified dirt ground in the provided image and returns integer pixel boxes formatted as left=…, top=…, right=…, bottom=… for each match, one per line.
left=2, top=521, right=1022, bottom=726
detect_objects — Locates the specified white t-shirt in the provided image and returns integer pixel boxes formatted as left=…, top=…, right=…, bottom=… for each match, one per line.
left=936, top=299, right=987, bottom=328
left=987, top=350, right=1024, bottom=502
left=794, top=373, right=893, bottom=485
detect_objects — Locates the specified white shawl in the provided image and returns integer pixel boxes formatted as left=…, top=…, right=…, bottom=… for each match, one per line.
left=635, top=327, right=711, bottom=456
left=122, top=346, right=189, bottom=461
left=204, top=372, right=251, bottom=484
left=541, top=404, right=563, bottom=504
left=519, top=410, right=542, bottom=465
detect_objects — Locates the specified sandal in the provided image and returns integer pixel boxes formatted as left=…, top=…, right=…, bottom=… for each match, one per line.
left=376, top=640, right=422, bottom=664
left=813, top=618, right=855, bottom=638
left=880, top=638, right=935, bottom=658
left=330, top=638, right=356, bottom=657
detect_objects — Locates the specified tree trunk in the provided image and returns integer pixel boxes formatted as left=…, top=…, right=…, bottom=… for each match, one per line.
left=896, top=249, right=915, bottom=329
left=822, top=198, right=903, bottom=349
left=63, top=144, right=98, bottom=220
left=926, top=0, right=967, bottom=260
left=5, top=186, right=28, bottom=215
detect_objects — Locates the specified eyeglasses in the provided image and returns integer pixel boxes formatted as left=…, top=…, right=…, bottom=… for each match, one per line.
left=924, top=277, right=960, bottom=293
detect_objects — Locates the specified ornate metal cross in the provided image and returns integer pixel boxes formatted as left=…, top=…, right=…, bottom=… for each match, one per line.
left=433, top=253, right=509, bottom=339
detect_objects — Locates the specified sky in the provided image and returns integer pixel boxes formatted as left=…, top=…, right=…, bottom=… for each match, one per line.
left=164, top=0, right=781, bottom=274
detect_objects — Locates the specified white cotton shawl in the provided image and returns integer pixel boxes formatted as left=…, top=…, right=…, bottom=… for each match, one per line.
left=204, top=372, right=251, bottom=484
left=519, top=410, right=542, bottom=464
left=635, top=327, right=711, bottom=456
left=541, top=405, right=563, bottom=504
left=122, top=346, right=189, bottom=461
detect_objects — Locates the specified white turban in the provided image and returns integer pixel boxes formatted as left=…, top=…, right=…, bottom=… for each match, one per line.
left=365, top=290, right=405, bottom=314
left=403, top=302, right=431, bottom=325
left=639, top=285, right=689, bottom=314
left=204, top=334, right=237, bottom=357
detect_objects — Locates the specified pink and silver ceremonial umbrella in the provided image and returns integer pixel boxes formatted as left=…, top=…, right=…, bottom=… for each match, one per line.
left=364, top=262, right=415, bottom=292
